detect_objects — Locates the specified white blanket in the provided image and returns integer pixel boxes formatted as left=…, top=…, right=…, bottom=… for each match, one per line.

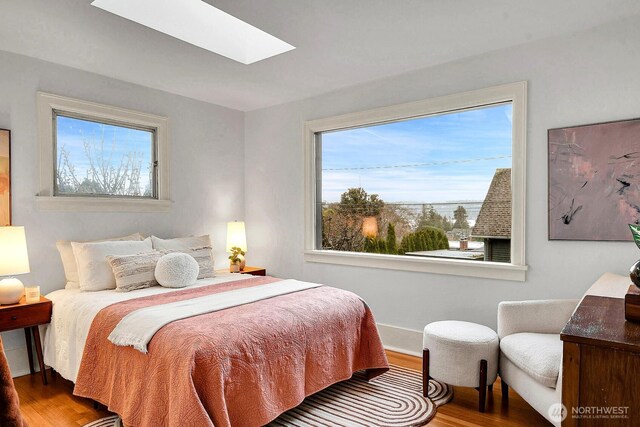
left=44, top=274, right=255, bottom=382
left=108, top=279, right=322, bottom=353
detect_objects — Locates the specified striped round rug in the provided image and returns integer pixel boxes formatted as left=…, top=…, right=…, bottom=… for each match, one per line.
left=84, top=365, right=452, bottom=427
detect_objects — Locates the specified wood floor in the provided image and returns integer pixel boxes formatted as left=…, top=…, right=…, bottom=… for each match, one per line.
left=14, top=350, right=550, bottom=426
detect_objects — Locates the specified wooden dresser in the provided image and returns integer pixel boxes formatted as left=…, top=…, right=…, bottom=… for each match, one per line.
left=561, top=276, right=640, bottom=426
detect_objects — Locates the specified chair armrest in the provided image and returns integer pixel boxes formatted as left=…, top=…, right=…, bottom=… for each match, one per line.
left=497, top=299, right=579, bottom=339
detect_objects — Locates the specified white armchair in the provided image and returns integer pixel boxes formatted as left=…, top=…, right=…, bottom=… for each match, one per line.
left=497, top=299, right=579, bottom=426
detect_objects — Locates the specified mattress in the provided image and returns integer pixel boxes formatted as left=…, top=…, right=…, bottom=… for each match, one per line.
left=43, top=273, right=250, bottom=382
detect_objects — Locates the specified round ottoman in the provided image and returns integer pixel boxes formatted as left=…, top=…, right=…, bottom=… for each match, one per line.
left=422, top=320, right=499, bottom=412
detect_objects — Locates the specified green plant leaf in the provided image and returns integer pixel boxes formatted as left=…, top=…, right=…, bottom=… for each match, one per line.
left=629, top=224, right=640, bottom=250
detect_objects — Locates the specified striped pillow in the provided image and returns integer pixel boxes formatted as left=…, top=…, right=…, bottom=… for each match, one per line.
left=163, top=247, right=215, bottom=279
left=107, top=251, right=162, bottom=292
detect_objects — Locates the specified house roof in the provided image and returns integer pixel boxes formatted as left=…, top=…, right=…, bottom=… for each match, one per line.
left=472, top=168, right=511, bottom=239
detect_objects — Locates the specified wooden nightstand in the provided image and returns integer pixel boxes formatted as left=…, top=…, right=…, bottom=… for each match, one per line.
left=0, top=296, right=52, bottom=385
left=241, top=266, right=267, bottom=276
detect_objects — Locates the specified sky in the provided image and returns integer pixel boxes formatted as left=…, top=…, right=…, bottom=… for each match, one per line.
left=321, top=103, right=513, bottom=204
left=56, top=115, right=154, bottom=193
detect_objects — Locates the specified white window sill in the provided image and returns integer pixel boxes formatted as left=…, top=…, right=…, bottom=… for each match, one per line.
left=35, top=196, right=172, bottom=213
left=304, top=250, right=527, bottom=282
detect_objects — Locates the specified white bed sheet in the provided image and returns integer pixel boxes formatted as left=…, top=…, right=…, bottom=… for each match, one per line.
left=43, top=274, right=251, bottom=383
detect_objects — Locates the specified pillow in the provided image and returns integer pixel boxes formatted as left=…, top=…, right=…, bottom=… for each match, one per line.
left=152, top=235, right=214, bottom=276
left=162, top=247, right=215, bottom=279
left=155, top=253, right=199, bottom=288
left=56, top=232, right=144, bottom=289
left=107, top=251, right=162, bottom=292
left=72, top=238, right=153, bottom=292
left=151, top=235, right=211, bottom=251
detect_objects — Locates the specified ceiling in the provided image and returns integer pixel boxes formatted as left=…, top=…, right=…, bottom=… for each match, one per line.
left=1, top=0, right=639, bottom=111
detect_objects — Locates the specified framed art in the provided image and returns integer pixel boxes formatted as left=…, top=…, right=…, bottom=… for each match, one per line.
left=549, top=118, right=640, bottom=241
left=0, top=129, right=10, bottom=226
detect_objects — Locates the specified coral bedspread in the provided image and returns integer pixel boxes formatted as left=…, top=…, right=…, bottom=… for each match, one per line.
left=73, top=276, right=389, bottom=427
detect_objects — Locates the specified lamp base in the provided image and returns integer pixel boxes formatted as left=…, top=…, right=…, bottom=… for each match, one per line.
left=0, top=277, right=25, bottom=305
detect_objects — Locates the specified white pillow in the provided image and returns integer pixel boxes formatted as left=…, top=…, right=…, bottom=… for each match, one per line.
left=151, top=235, right=211, bottom=251
left=155, top=253, right=199, bottom=288
left=72, top=238, right=153, bottom=292
left=107, top=251, right=162, bottom=292
left=161, top=247, right=215, bottom=279
left=56, top=232, right=144, bottom=289
left=152, top=235, right=214, bottom=272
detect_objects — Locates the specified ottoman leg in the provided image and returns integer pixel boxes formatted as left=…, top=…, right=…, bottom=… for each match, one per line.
left=478, top=359, right=487, bottom=413
left=422, top=348, right=430, bottom=398
left=501, top=379, right=509, bottom=403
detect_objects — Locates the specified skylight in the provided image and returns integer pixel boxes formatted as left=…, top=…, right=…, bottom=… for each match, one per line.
left=91, top=0, right=295, bottom=65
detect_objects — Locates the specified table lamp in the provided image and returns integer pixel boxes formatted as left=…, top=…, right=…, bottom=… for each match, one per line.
left=0, top=226, right=30, bottom=305
left=226, top=221, right=247, bottom=272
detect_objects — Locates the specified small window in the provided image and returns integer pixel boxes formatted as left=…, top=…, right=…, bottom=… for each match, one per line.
left=54, top=113, right=157, bottom=198
left=304, top=82, right=527, bottom=281
left=37, top=92, right=170, bottom=212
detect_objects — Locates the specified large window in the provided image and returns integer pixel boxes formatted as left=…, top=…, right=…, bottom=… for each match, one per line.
left=37, top=92, right=170, bottom=212
left=304, top=83, right=527, bottom=281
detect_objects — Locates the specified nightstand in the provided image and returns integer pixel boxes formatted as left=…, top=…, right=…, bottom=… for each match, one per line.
left=241, top=266, right=267, bottom=276
left=0, top=296, right=52, bottom=385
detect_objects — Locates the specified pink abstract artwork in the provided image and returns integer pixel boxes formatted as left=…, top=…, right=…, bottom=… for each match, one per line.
left=549, top=118, right=640, bottom=240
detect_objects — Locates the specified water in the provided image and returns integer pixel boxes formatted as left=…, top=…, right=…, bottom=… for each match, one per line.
left=387, top=201, right=483, bottom=224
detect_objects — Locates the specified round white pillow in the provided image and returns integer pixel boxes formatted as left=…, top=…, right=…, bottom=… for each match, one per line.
left=155, top=253, right=199, bottom=288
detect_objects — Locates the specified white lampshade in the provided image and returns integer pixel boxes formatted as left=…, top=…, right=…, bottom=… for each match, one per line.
left=226, top=221, right=247, bottom=252
left=0, top=226, right=30, bottom=276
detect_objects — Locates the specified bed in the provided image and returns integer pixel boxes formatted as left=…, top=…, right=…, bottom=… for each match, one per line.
left=43, top=273, right=389, bottom=427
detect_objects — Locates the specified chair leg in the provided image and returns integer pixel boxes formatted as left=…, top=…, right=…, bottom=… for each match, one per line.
left=488, top=384, right=493, bottom=392
left=501, top=378, right=509, bottom=402
left=478, top=359, right=487, bottom=413
left=422, top=348, right=429, bottom=398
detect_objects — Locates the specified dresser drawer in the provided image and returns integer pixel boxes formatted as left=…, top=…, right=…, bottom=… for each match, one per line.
left=0, top=302, right=52, bottom=332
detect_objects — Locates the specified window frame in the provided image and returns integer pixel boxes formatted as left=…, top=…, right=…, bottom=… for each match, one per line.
left=303, top=82, right=527, bottom=281
left=36, top=92, right=171, bottom=212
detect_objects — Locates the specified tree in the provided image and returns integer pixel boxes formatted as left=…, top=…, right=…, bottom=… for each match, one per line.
left=364, top=236, right=388, bottom=254
left=337, top=187, right=384, bottom=217
left=56, top=126, right=149, bottom=196
left=379, top=204, right=414, bottom=244
left=416, top=205, right=453, bottom=232
left=386, top=223, right=397, bottom=254
left=322, top=205, right=366, bottom=252
left=453, top=205, right=469, bottom=229
left=322, top=187, right=386, bottom=252
left=398, top=227, right=449, bottom=254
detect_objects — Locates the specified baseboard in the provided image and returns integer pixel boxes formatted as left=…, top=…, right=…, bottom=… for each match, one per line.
left=377, top=323, right=423, bottom=357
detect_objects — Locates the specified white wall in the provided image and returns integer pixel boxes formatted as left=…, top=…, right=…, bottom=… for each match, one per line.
left=3, top=15, right=639, bottom=375
left=0, top=51, right=245, bottom=375
left=244, top=17, right=640, bottom=353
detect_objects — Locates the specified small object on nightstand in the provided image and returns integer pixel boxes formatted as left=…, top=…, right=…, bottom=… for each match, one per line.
left=0, top=296, right=52, bottom=385
left=239, top=266, right=266, bottom=277
left=625, top=284, right=640, bottom=322
left=227, top=221, right=248, bottom=271
left=228, top=246, right=245, bottom=273
left=25, top=286, right=40, bottom=304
